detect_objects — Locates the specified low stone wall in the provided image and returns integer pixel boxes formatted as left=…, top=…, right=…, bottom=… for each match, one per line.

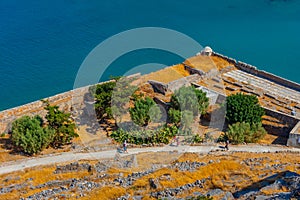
left=148, top=80, right=168, bottom=95
left=183, top=64, right=205, bottom=76
left=263, top=107, right=299, bottom=128
left=167, top=74, right=201, bottom=92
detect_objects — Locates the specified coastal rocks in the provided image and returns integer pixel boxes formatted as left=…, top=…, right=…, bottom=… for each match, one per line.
left=221, top=191, right=235, bottom=200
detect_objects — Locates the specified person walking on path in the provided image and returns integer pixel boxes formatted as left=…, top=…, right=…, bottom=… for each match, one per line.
left=225, top=140, right=229, bottom=151
left=176, top=136, right=180, bottom=147
left=123, top=140, right=128, bottom=153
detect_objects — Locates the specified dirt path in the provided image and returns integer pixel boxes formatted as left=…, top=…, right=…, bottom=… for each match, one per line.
left=0, top=144, right=299, bottom=175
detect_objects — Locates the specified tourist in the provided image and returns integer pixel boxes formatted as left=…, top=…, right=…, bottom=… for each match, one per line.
left=225, top=140, right=229, bottom=151
left=123, top=140, right=128, bottom=153
left=176, top=136, right=180, bottom=146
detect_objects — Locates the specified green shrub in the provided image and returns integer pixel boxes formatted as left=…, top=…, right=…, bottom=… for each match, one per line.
left=226, top=93, right=265, bottom=124
left=130, top=97, right=161, bottom=126
left=169, top=86, right=209, bottom=117
left=248, top=122, right=267, bottom=143
left=192, top=134, right=203, bottom=143
left=93, top=81, right=116, bottom=121
left=44, top=102, right=78, bottom=148
left=225, top=122, right=266, bottom=144
left=168, top=86, right=209, bottom=134
left=110, top=125, right=178, bottom=145
left=168, top=108, right=181, bottom=125
left=11, top=116, right=55, bottom=155
left=111, top=77, right=138, bottom=123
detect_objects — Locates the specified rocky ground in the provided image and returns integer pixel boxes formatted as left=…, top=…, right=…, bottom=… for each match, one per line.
left=0, top=150, right=300, bottom=200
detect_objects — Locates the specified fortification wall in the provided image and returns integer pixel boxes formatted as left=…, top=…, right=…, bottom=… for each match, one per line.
left=263, top=107, right=299, bottom=128
left=211, top=52, right=237, bottom=65
left=213, top=52, right=300, bottom=92
left=0, top=85, right=92, bottom=133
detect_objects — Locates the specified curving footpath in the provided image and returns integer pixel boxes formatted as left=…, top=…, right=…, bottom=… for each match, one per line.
left=0, top=144, right=300, bottom=175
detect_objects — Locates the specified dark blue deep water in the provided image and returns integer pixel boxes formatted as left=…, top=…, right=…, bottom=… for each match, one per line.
left=0, top=0, right=300, bottom=110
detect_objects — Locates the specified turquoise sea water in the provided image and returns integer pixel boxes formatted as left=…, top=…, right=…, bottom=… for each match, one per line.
left=0, top=0, right=300, bottom=111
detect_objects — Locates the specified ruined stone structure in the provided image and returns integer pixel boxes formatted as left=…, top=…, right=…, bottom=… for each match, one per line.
left=1, top=51, right=300, bottom=147
left=287, top=121, right=300, bottom=147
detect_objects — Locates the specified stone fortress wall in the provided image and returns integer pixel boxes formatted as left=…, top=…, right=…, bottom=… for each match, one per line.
left=212, top=52, right=300, bottom=92
left=212, top=52, right=300, bottom=147
left=1, top=52, right=300, bottom=147
left=0, top=86, right=90, bottom=134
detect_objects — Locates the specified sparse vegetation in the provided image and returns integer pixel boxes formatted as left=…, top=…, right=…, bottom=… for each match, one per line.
left=168, top=108, right=181, bottom=126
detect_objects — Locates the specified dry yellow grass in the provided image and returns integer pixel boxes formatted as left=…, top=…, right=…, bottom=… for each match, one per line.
left=183, top=55, right=234, bottom=73
left=1, top=152, right=300, bottom=199
left=210, top=55, right=236, bottom=71
left=184, top=55, right=217, bottom=72
left=140, top=65, right=188, bottom=84
left=176, top=152, right=201, bottom=162
left=172, top=64, right=190, bottom=77
left=81, top=186, right=126, bottom=200
left=0, top=162, right=93, bottom=199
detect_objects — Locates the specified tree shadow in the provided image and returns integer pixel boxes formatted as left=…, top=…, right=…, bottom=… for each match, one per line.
left=201, top=104, right=227, bottom=131
left=0, top=137, right=12, bottom=150
left=75, top=91, right=103, bottom=135
left=0, top=136, right=30, bottom=157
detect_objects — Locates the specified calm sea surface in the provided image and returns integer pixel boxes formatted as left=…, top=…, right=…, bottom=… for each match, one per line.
left=0, top=0, right=299, bottom=110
